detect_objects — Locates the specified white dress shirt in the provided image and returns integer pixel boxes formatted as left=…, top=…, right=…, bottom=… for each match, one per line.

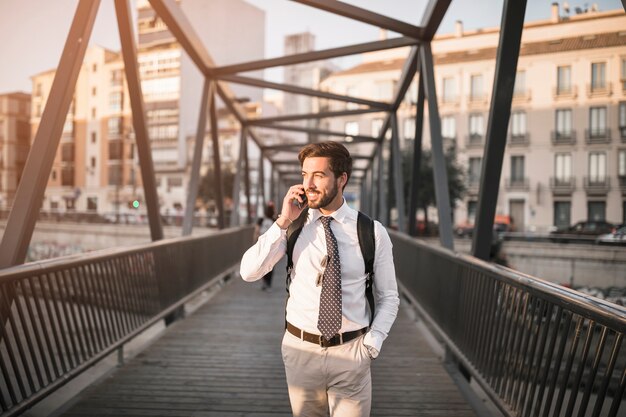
left=240, top=201, right=399, bottom=352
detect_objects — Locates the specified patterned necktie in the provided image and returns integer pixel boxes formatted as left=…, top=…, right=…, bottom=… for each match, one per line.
left=317, top=216, right=342, bottom=341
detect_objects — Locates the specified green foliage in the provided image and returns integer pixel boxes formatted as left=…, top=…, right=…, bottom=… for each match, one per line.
left=198, top=165, right=235, bottom=204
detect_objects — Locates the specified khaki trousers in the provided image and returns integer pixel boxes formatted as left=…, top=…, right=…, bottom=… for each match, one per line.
left=281, top=330, right=372, bottom=417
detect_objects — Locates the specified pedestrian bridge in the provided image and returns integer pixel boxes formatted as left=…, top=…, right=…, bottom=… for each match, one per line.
left=1, top=228, right=624, bottom=417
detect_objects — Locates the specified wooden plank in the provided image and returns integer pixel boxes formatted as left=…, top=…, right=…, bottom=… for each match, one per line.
left=58, top=260, right=475, bottom=417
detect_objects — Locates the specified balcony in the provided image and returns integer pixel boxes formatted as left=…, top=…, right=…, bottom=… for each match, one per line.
left=466, top=134, right=484, bottom=149
left=468, top=93, right=488, bottom=108
left=505, top=177, right=529, bottom=191
left=585, top=129, right=612, bottom=144
left=584, top=176, right=610, bottom=195
left=508, top=133, right=530, bottom=147
left=553, top=85, right=578, bottom=100
left=551, top=130, right=577, bottom=146
left=550, top=176, right=576, bottom=195
left=586, top=82, right=612, bottom=98
left=620, top=126, right=626, bottom=142
left=512, top=89, right=531, bottom=102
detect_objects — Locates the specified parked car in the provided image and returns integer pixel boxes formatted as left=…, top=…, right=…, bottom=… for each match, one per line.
left=550, top=220, right=616, bottom=242
left=596, top=225, right=626, bottom=245
left=454, top=215, right=515, bottom=238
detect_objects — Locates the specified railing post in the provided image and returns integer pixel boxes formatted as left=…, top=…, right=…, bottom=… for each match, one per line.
left=409, top=71, right=425, bottom=237
left=390, top=112, right=406, bottom=233
left=208, top=81, right=226, bottom=229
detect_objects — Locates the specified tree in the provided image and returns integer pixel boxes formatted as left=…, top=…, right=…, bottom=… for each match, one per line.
left=401, top=146, right=466, bottom=232
left=197, top=165, right=235, bottom=209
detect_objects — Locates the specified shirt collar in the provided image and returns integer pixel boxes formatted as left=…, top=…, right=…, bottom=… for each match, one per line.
left=309, top=198, right=357, bottom=225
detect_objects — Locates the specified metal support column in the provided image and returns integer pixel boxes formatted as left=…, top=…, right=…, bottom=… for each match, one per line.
left=390, top=113, right=406, bottom=233
left=183, top=79, right=212, bottom=236
left=208, top=81, right=226, bottom=229
left=420, top=43, right=454, bottom=250
left=230, top=124, right=245, bottom=228
left=472, top=0, right=527, bottom=260
left=0, top=0, right=101, bottom=268
left=255, top=153, right=264, bottom=216
left=116, top=0, right=163, bottom=241
left=242, top=128, right=252, bottom=224
left=409, top=73, right=426, bottom=237
left=377, top=142, right=387, bottom=226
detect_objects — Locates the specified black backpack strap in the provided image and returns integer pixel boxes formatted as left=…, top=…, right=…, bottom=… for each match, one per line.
left=285, top=208, right=308, bottom=329
left=357, top=212, right=376, bottom=326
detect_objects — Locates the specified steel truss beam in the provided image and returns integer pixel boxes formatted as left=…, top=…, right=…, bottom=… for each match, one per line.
left=218, top=75, right=391, bottom=110
left=255, top=124, right=378, bottom=142
left=292, top=0, right=423, bottom=39
left=247, top=108, right=386, bottom=125
left=421, top=0, right=453, bottom=41
left=212, top=37, right=417, bottom=76
left=0, top=0, right=101, bottom=268
left=408, top=71, right=426, bottom=237
left=472, top=0, right=527, bottom=260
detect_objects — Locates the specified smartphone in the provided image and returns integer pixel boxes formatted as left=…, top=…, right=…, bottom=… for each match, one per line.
left=293, top=192, right=307, bottom=209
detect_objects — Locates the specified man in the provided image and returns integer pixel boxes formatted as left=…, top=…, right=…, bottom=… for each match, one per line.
left=240, top=141, right=399, bottom=417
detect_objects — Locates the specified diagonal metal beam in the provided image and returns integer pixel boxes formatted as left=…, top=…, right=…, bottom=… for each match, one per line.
left=117, top=0, right=163, bottom=241
left=209, top=82, right=226, bottom=229
left=0, top=0, right=101, bottom=268
left=262, top=139, right=377, bottom=152
left=217, top=75, right=392, bottom=110
left=213, top=37, right=417, bottom=76
left=183, top=79, right=212, bottom=236
left=472, top=0, right=528, bottom=261
left=243, top=128, right=252, bottom=224
left=247, top=108, right=386, bottom=125
left=291, top=0, right=422, bottom=39
left=421, top=0, right=453, bottom=41
left=390, top=113, right=406, bottom=233
left=272, top=155, right=372, bottom=164
left=409, top=69, right=426, bottom=237
left=421, top=43, right=454, bottom=250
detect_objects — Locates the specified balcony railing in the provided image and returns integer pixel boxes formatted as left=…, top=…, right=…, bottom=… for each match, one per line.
left=552, top=85, right=578, bottom=100
left=586, top=82, right=613, bottom=97
left=505, top=177, right=529, bottom=190
left=584, top=176, right=610, bottom=195
left=585, top=129, right=612, bottom=144
left=466, top=134, right=484, bottom=148
left=550, top=176, right=576, bottom=195
left=551, top=130, right=576, bottom=145
left=508, top=133, right=530, bottom=146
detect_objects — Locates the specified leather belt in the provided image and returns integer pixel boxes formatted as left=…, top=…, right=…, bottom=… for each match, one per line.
left=286, top=322, right=368, bottom=348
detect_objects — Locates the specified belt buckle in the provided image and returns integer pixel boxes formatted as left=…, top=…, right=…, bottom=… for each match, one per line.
left=319, top=333, right=342, bottom=348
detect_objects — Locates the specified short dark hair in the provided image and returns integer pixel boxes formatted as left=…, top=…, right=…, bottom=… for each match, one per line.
left=298, top=141, right=353, bottom=185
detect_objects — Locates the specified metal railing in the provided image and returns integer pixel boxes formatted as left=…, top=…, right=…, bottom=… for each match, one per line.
left=0, top=226, right=253, bottom=417
left=390, top=231, right=625, bottom=417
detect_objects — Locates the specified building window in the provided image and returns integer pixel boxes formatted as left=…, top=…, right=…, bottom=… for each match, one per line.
left=441, top=116, right=456, bottom=139
left=470, top=74, right=483, bottom=101
left=36, top=104, right=42, bottom=117
left=346, top=86, right=358, bottom=110
left=92, top=63, right=97, bottom=72
left=589, top=107, right=607, bottom=137
left=557, top=65, right=571, bottom=94
left=110, top=69, right=123, bottom=87
left=511, top=155, right=525, bottom=183
left=514, top=71, right=526, bottom=96
left=588, top=201, right=606, bottom=222
left=91, top=107, right=96, bottom=119
left=108, top=165, right=123, bottom=186
left=91, top=157, right=96, bottom=168
left=510, top=111, right=526, bottom=138
left=371, top=119, right=383, bottom=137
left=555, top=109, right=572, bottom=137
left=87, top=197, right=97, bottom=211
left=109, top=92, right=123, bottom=112
left=344, top=121, right=359, bottom=137
left=555, top=153, right=572, bottom=183
left=469, top=114, right=484, bottom=139
left=468, top=157, right=482, bottom=185
left=554, top=201, right=571, bottom=228
left=61, top=143, right=74, bottom=162
left=61, top=167, right=74, bottom=186
left=403, top=118, right=415, bottom=140
left=109, top=140, right=123, bottom=160
left=35, top=83, right=42, bottom=97
left=588, top=152, right=607, bottom=182
left=591, top=62, right=606, bottom=91
left=51, top=170, right=56, bottom=181
left=621, top=58, right=626, bottom=91
left=108, top=117, right=122, bottom=136
left=442, top=77, right=456, bottom=103
left=91, top=132, right=97, bottom=143
left=467, top=200, right=477, bottom=223
left=619, top=150, right=626, bottom=177
left=92, top=87, right=97, bottom=96
left=618, top=101, right=626, bottom=140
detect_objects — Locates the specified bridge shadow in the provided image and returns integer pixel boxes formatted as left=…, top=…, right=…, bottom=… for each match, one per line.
left=54, top=262, right=476, bottom=417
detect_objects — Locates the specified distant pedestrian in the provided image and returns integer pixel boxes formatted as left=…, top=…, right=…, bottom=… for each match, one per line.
left=255, top=202, right=276, bottom=291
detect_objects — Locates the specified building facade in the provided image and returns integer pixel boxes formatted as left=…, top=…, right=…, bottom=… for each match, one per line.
left=321, top=5, right=626, bottom=232
left=31, top=47, right=138, bottom=216
left=0, top=92, right=31, bottom=209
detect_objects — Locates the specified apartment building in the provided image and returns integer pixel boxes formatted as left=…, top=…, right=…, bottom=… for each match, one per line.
left=136, top=0, right=264, bottom=213
left=31, top=47, right=138, bottom=215
left=321, top=5, right=626, bottom=232
left=0, top=92, right=30, bottom=209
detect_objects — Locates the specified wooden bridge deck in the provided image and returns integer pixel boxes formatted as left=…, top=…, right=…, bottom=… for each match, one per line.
left=56, top=269, right=477, bottom=417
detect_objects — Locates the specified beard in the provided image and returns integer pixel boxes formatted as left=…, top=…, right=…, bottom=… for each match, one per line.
left=306, top=179, right=340, bottom=210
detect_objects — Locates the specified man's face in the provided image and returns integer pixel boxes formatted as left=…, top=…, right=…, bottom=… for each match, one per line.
left=301, top=157, right=345, bottom=210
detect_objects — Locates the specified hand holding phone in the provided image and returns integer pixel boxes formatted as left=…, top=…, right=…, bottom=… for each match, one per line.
left=294, top=192, right=307, bottom=209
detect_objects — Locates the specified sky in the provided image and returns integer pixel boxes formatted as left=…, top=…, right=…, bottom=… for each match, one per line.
left=0, top=0, right=623, bottom=94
